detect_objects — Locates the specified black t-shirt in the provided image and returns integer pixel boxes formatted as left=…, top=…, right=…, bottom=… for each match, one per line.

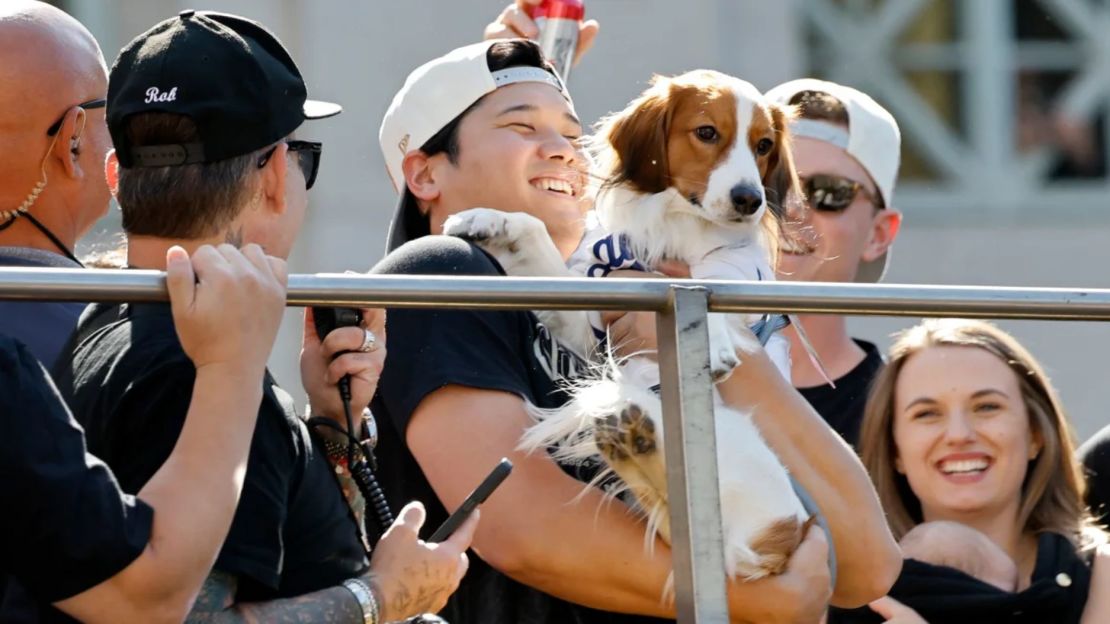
left=797, top=339, right=883, bottom=449
left=371, top=236, right=669, bottom=624
left=1079, top=425, right=1110, bottom=527
left=58, top=303, right=367, bottom=603
left=828, top=531, right=1091, bottom=624
left=0, top=335, right=154, bottom=624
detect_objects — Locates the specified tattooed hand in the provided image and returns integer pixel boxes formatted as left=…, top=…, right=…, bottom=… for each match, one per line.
left=366, top=501, right=478, bottom=622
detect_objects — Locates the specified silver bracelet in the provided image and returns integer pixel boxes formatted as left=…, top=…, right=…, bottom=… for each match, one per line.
left=342, top=577, right=380, bottom=624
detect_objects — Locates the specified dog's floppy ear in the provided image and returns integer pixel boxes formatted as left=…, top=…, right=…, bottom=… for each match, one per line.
left=764, top=103, right=804, bottom=219
left=759, top=103, right=805, bottom=266
left=600, top=76, right=673, bottom=194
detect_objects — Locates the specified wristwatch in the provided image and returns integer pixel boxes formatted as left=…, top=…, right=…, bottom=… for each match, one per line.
left=305, top=405, right=377, bottom=447
left=361, top=407, right=379, bottom=450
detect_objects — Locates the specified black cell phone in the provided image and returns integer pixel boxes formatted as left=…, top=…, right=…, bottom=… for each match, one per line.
left=429, top=458, right=513, bottom=542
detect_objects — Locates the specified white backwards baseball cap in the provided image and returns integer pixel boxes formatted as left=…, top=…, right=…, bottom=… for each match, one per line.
left=378, top=40, right=572, bottom=253
left=765, top=78, right=901, bottom=283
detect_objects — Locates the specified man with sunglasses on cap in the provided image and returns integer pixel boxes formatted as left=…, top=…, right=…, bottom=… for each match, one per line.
left=764, top=80, right=903, bottom=448
left=58, top=11, right=474, bottom=624
left=0, top=1, right=115, bottom=370
left=371, top=37, right=900, bottom=623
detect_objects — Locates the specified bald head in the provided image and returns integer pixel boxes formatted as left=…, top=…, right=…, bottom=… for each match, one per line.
left=0, top=1, right=111, bottom=243
left=0, top=2, right=106, bottom=134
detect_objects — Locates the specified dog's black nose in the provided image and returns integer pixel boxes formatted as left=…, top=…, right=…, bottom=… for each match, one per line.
left=730, top=184, right=763, bottom=216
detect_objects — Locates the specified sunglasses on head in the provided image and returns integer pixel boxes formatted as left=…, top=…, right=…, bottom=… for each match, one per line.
left=258, top=140, right=323, bottom=190
left=802, top=174, right=884, bottom=213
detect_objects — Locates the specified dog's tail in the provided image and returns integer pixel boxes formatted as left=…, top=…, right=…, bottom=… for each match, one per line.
left=519, top=373, right=625, bottom=463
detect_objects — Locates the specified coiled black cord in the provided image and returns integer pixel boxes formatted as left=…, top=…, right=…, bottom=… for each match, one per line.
left=309, top=375, right=394, bottom=541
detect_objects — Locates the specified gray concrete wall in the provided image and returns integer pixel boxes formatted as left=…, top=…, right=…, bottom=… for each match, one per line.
left=850, top=224, right=1110, bottom=441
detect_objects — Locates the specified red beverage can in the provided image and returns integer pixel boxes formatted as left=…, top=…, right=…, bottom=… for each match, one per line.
left=526, top=0, right=584, bottom=83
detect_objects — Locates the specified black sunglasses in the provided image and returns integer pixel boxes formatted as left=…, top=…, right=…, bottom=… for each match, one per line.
left=258, top=140, right=323, bottom=190
left=802, top=174, right=884, bottom=213
left=47, top=98, right=107, bottom=136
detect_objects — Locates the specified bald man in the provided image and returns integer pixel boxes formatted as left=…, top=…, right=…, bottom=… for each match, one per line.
left=0, top=1, right=111, bottom=369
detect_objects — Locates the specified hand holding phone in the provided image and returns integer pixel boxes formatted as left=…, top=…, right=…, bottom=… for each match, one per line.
left=429, top=458, right=513, bottom=542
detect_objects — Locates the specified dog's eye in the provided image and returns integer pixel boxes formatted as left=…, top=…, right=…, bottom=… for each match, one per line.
left=694, top=125, right=720, bottom=143
left=756, top=138, right=774, bottom=155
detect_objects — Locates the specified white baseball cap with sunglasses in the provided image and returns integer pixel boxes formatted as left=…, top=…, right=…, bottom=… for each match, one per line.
left=766, top=78, right=901, bottom=283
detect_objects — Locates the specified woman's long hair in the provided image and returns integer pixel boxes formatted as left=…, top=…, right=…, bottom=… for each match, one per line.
left=859, top=318, right=1104, bottom=549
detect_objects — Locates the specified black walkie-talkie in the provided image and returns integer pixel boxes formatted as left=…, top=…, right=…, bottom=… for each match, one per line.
left=310, top=306, right=395, bottom=539
left=312, top=307, right=363, bottom=342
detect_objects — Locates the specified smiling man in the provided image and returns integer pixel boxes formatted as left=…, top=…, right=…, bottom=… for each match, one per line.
left=368, top=39, right=893, bottom=624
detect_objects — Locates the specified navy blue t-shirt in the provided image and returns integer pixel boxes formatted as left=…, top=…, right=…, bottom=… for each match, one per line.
left=0, top=248, right=83, bottom=371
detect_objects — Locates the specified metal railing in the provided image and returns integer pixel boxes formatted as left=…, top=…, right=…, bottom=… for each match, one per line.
left=6, top=267, right=1110, bottom=622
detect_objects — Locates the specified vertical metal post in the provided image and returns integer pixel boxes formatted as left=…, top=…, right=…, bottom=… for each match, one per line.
left=656, top=286, right=728, bottom=622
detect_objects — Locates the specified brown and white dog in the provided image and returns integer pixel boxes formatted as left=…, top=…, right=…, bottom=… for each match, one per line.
left=445, top=70, right=814, bottom=581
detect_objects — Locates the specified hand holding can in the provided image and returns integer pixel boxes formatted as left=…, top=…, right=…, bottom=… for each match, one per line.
left=483, top=1, right=598, bottom=82
left=525, top=0, right=584, bottom=82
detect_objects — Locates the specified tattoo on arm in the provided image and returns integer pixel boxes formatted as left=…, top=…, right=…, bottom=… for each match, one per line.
left=375, top=563, right=455, bottom=621
left=184, top=569, right=365, bottom=624
left=184, top=571, right=237, bottom=623
left=334, top=465, right=369, bottom=546
left=315, top=427, right=370, bottom=549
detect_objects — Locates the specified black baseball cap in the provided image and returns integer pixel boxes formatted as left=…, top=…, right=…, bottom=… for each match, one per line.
left=108, top=10, right=341, bottom=168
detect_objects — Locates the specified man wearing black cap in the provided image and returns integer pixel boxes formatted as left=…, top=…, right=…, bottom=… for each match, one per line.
left=60, top=11, right=474, bottom=623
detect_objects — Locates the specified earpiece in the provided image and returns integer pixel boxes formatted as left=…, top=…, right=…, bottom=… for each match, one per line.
left=69, top=111, right=87, bottom=156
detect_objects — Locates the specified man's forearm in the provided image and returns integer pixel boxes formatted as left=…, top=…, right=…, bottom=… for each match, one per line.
left=488, top=472, right=825, bottom=621
left=717, top=349, right=901, bottom=607
left=411, top=386, right=831, bottom=621
left=185, top=570, right=364, bottom=624
left=470, top=454, right=678, bottom=616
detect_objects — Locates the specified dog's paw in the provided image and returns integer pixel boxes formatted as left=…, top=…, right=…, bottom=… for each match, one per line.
left=709, top=346, right=741, bottom=382
left=595, top=402, right=658, bottom=462
left=442, top=207, right=544, bottom=247
left=442, top=207, right=509, bottom=242
left=707, top=317, right=741, bottom=381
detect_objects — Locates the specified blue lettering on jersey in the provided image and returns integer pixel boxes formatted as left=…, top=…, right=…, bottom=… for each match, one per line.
left=587, top=233, right=648, bottom=278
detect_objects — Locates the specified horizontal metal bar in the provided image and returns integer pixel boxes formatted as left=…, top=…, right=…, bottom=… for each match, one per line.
left=3, top=268, right=1110, bottom=320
